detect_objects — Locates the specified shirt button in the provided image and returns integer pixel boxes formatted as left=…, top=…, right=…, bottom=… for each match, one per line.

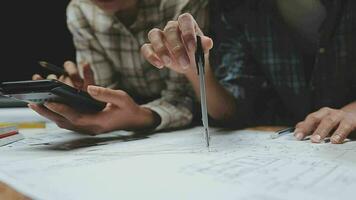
left=319, top=48, right=326, bottom=54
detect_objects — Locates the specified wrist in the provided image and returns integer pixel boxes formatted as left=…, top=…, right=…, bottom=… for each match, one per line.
left=185, top=69, right=197, bottom=83
left=185, top=63, right=214, bottom=83
left=135, top=107, right=161, bottom=131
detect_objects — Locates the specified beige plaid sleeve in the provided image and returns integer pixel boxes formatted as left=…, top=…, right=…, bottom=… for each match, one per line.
left=142, top=70, right=194, bottom=131
left=66, top=1, right=116, bottom=88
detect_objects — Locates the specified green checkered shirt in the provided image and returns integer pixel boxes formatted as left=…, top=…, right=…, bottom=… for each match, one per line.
left=212, top=0, right=356, bottom=127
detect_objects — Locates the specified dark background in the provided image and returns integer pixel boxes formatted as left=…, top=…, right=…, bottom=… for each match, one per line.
left=0, top=0, right=75, bottom=82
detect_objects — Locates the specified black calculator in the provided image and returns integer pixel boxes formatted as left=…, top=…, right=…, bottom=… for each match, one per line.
left=0, top=80, right=106, bottom=112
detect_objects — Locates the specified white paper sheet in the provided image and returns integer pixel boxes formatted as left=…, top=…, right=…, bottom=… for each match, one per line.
left=0, top=107, right=49, bottom=122
left=0, top=126, right=355, bottom=200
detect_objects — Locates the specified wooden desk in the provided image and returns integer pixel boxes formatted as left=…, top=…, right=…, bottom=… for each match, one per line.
left=0, top=182, right=29, bottom=200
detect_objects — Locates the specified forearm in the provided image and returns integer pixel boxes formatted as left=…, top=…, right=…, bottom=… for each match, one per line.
left=185, top=63, right=237, bottom=122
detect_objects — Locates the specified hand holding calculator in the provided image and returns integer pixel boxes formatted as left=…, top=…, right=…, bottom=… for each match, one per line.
left=0, top=80, right=106, bottom=113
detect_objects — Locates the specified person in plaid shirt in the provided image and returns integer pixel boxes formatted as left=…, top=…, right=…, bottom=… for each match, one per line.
left=30, top=0, right=208, bottom=134
left=142, top=0, right=356, bottom=144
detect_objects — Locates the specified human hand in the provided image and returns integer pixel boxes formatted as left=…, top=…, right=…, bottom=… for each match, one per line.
left=141, top=13, right=213, bottom=74
left=294, top=107, right=356, bottom=144
left=29, top=85, right=158, bottom=135
left=32, top=61, right=95, bottom=91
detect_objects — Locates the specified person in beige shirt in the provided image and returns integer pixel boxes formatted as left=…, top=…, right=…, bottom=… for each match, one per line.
left=31, top=0, right=208, bottom=134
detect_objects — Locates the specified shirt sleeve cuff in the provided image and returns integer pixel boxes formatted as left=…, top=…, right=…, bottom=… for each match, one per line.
left=142, top=100, right=193, bottom=131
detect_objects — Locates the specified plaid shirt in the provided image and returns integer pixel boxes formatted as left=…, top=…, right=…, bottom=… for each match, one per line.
left=211, top=0, right=356, bottom=127
left=67, top=0, right=208, bottom=130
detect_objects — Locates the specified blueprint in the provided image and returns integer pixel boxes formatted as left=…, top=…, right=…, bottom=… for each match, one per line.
left=0, top=125, right=355, bottom=200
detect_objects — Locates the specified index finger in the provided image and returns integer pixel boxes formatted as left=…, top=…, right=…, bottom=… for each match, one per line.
left=294, top=108, right=332, bottom=140
left=64, top=61, right=83, bottom=89
left=178, top=13, right=197, bottom=53
left=28, top=103, right=67, bottom=124
left=44, top=102, right=96, bottom=126
left=82, top=63, right=95, bottom=90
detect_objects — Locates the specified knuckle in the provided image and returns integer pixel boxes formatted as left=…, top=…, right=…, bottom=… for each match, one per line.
left=148, top=28, right=162, bottom=39
left=171, top=45, right=184, bottom=55
left=144, top=50, right=158, bottom=62
left=141, top=44, right=152, bottom=54
left=117, top=90, right=129, bottom=98
left=341, top=123, right=352, bottom=132
left=306, top=115, right=319, bottom=123
left=324, top=116, right=337, bottom=124
left=166, top=20, right=178, bottom=27
left=147, top=53, right=157, bottom=61
left=95, top=87, right=106, bottom=96
left=140, top=43, right=150, bottom=54
left=115, top=90, right=131, bottom=101
left=295, top=122, right=305, bottom=129
left=334, top=111, right=345, bottom=119
left=153, top=44, right=167, bottom=54
left=320, top=107, right=332, bottom=113
left=178, top=13, right=193, bottom=21
left=164, top=22, right=178, bottom=33
left=313, top=128, right=328, bottom=136
left=182, top=29, right=195, bottom=36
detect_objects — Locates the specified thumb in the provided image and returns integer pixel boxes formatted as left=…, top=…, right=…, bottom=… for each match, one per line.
left=87, top=85, right=126, bottom=107
left=201, top=36, right=213, bottom=54
left=82, top=63, right=95, bottom=90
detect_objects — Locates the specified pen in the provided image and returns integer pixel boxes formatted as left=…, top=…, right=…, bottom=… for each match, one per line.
left=38, top=61, right=68, bottom=76
left=271, top=127, right=295, bottom=139
left=195, top=36, right=211, bottom=148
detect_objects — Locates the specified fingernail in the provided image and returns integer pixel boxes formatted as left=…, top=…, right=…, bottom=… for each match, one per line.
left=188, top=41, right=195, bottom=52
left=154, top=60, right=163, bottom=68
left=295, top=132, right=304, bottom=140
left=311, top=134, right=321, bottom=143
left=179, top=57, right=190, bottom=68
left=332, top=135, right=342, bottom=143
left=88, top=86, right=99, bottom=96
left=162, top=55, right=171, bottom=66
